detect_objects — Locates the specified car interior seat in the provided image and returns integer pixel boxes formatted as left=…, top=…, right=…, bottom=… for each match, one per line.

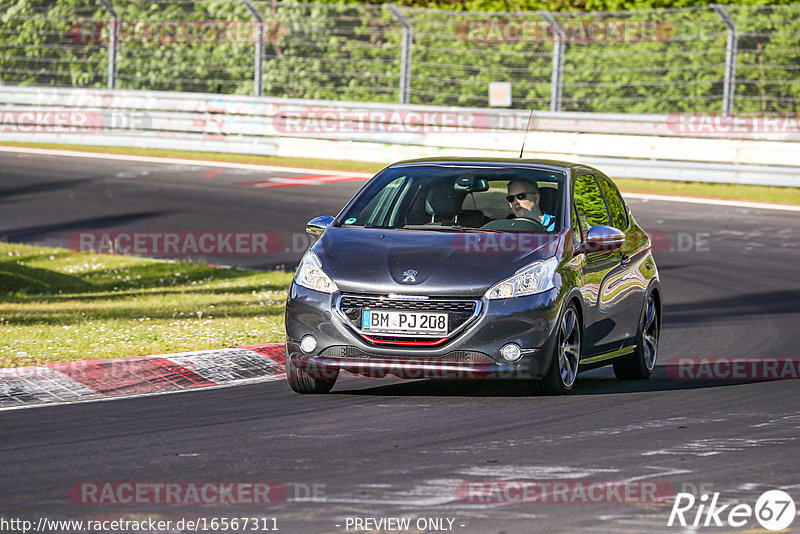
left=425, top=183, right=467, bottom=225
left=538, top=186, right=558, bottom=216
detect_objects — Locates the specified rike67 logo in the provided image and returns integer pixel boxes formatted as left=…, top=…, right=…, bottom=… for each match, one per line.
left=668, top=490, right=795, bottom=531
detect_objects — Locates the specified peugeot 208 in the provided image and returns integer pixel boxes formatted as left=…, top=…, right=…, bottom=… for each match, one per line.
left=284, top=158, right=661, bottom=395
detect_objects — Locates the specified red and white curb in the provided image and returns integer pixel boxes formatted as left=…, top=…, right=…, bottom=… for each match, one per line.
left=0, top=343, right=286, bottom=410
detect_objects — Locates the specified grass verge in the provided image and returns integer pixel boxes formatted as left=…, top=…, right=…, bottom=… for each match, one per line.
left=3, top=142, right=799, bottom=206
left=0, top=242, right=292, bottom=367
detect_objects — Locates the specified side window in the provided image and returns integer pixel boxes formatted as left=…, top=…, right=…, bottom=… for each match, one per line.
left=352, top=176, right=407, bottom=226
left=571, top=201, right=583, bottom=242
left=598, top=176, right=629, bottom=230
left=573, top=174, right=609, bottom=230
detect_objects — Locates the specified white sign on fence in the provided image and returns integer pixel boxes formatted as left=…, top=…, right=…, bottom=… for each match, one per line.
left=489, top=82, right=512, bottom=108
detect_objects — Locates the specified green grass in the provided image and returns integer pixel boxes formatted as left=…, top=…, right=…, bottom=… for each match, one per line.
left=3, top=142, right=799, bottom=206
left=0, top=242, right=292, bottom=367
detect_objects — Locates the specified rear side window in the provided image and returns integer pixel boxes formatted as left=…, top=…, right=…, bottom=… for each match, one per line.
left=598, top=176, right=629, bottom=230
left=571, top=201, right=583, bottom=242
left=348, top=176, right=407, bottom=226
left=573, top=174, right=609, bottom=229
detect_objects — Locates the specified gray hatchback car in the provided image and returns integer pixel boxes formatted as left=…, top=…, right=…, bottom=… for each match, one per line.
left=284, top=158, right=661, bottom=395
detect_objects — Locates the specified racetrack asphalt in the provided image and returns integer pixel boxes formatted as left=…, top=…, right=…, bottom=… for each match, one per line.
left=1, top=149, right=799, bottom=533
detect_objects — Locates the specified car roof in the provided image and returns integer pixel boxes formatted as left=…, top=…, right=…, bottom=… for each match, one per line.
left=386, top=156, right=600, bottom=176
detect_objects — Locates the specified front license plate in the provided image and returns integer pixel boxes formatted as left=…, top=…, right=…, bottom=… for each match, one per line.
left=362, top=309, right=448, bottom=336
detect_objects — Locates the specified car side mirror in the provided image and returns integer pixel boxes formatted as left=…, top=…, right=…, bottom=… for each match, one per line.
left=306, top=215, right=335, bottom=237
left=583, top=225, right=625, bottom=252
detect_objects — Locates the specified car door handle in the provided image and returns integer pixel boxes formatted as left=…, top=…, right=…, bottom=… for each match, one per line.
left=620, top=254, right=631, bottom=266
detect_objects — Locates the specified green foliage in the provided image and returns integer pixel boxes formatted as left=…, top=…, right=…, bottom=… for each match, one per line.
left=313, top=0, right=800, bottom=13
left=1, top=1, right=797, bottom=112
left=111, top=0, right=256, bottom=94
left=257, top=3, right=401, bottom=101
left=0, top=0, right=108, bottom=87
left=730, top=5, right=800, bottom=111
left=573, top=173, right=608, bottom=229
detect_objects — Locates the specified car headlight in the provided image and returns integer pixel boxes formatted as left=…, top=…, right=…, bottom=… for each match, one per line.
left=295, top=252, right=338, bottom=294
left=485, top=257, right=558, bottom=299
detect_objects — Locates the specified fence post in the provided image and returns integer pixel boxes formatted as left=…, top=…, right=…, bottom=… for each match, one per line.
left=239, top=0, right=265, bottom=97
left=538, top=11, right=564, bottom=112
left=387, top=4, right=413, bottom=105
left=713, top=4, right=738, bottom=116
left=98, top=0, right=118, bottom=90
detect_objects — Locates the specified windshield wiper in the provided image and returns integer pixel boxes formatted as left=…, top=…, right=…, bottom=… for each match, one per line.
left=401, top=224, right=503, bottom=233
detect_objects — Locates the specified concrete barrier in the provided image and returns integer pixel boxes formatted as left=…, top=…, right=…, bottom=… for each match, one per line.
left=1, top=86, right=798, bottom=186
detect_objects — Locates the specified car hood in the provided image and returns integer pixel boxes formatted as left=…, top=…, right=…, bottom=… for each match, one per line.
left=310, top=227, right=563, bottom=297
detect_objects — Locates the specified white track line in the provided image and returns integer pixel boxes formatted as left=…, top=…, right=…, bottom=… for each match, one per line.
left=0, top=145, right=375, bottom=178
left=2, top=145, right=797, bottom=211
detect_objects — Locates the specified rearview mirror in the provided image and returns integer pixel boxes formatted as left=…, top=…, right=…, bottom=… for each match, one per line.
left=455, top=175, right=489, bottom=193
left=584, top=225, right=625, bottom=252
left=306, top=215, right=335, bottom=237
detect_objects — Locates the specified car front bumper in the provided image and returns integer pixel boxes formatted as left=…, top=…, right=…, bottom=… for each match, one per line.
left=285, top=283, right=564, bottom=380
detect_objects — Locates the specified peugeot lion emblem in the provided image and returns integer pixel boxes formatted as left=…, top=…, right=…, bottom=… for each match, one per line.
left=402, top=269, right=418, bottom=283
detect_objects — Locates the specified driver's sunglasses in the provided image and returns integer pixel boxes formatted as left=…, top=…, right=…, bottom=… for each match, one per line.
left=506, top=192, right=534, bottom=203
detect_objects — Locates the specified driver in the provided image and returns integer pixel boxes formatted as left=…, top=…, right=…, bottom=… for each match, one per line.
left=506, top=179, right=555, bottom=231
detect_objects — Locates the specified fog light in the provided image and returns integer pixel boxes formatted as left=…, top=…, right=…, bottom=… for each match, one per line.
left=300, top=335, right=317, bottom=354
left=500, top=343, right=522, bottom=362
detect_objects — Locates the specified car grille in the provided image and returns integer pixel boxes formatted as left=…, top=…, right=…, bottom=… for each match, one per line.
left=337, top=293, right=479, bottom=344
left=339, top=295, right=476, bottom=313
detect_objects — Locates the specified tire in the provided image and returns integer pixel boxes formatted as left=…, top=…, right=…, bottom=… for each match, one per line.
left=286, top=346, right=338, bottom=394
left=531, top=303, right=581, bottom=395
left=614, top=293, right=659, bottom=380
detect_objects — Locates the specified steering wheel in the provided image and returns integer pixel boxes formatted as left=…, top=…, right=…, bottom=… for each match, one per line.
left=515, top=216, right=546, bottom=231
left=481, top=216, right=546, bottom=232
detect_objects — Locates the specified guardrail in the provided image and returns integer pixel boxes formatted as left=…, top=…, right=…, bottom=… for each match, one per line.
left=1, top=86, right=799, bottom=187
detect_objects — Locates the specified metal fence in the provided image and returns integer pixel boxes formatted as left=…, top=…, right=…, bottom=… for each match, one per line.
left=1, top=1, right=799, bottom=113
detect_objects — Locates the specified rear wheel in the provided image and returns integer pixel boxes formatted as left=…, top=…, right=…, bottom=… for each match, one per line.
left=531, top=303, right=581, bottom=395
left=614, top=293, right=659, bottom=380
left=286, top=346, right=338, bottom=394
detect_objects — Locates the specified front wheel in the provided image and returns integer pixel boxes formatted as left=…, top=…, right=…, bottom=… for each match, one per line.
left=286, top=346, right=338, bottom=394
left=614, top=293, right=659, bottom=380
left=531, top=303, right=581, bottom=395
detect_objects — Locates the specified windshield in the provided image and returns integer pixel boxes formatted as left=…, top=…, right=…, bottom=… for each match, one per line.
left=339, top=164, right=565, bottom=233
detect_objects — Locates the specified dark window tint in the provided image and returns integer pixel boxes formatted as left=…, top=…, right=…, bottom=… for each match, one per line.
left=598, top=177, right=628, bottom=230
left=573, top=174, right=609, bottom=229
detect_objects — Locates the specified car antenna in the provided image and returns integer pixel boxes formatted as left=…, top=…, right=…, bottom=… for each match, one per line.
left=519, top=109, right=534, bottom=158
